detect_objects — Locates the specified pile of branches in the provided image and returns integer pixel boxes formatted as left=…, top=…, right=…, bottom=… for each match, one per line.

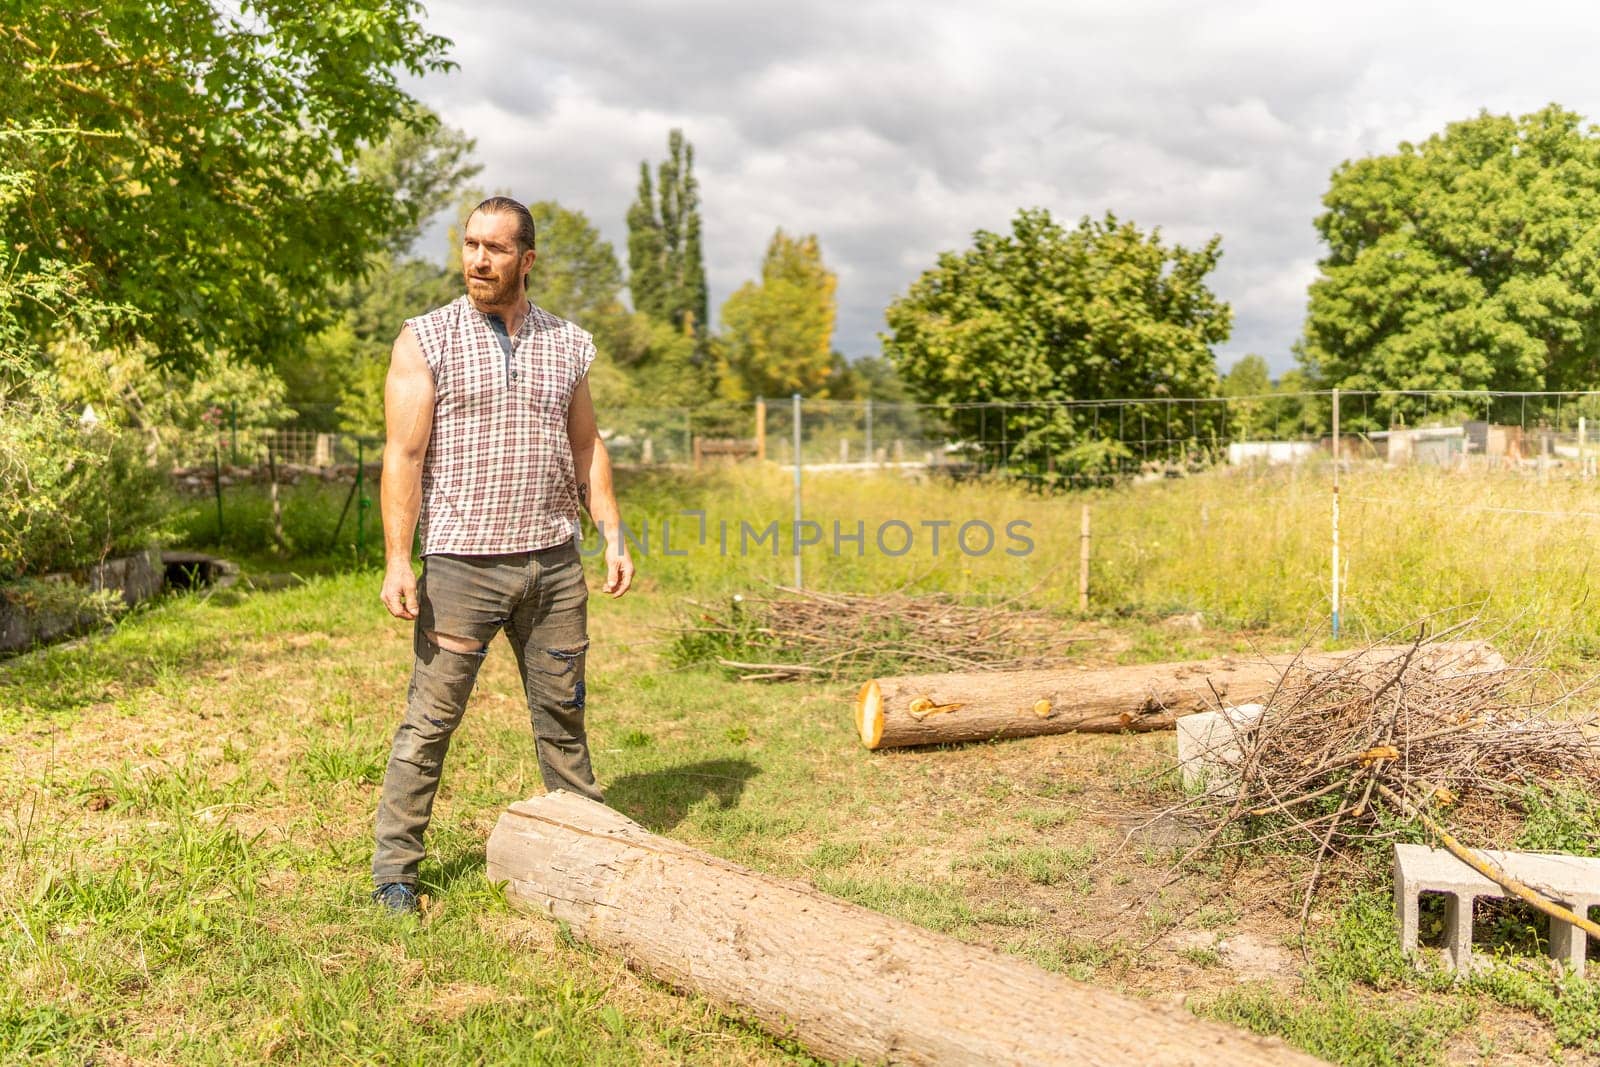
left=1165, top=634, right=1600, bottom=924
left=671, top=586, right=1087, bottom=681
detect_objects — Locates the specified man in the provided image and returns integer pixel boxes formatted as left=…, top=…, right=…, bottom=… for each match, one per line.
left=370, top=196, right=634, bottom=914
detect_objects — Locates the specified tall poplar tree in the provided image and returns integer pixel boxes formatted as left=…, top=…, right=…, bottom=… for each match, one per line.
left=626, top=129, right=709, bottom=336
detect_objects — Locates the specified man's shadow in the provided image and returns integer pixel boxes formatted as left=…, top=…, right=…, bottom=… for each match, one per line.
left=605, top=758, right=760, bottom=833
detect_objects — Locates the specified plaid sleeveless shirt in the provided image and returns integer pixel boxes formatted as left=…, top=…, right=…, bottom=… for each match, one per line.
left=405, top=296, right=596, bottom=556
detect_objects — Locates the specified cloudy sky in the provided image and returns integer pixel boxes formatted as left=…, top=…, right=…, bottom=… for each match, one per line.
left=404, top=0, right=1600, bottom=376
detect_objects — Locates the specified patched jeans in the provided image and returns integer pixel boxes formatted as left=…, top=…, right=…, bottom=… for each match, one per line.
left=372, top=540, right=600, bottom=887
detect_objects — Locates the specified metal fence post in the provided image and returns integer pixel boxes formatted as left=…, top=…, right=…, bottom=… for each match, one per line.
left=356, top=437, right=369, bottom=561
left=213, top=437, right=225, bottom=543
left=1331, top=387, right=1341, bottom=638
left=865, top=396, right=873, bottom=466
left=792, top=393, right=803, bottom=589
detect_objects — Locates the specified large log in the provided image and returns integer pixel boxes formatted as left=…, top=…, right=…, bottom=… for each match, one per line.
left=486, top=791, right=1325, bottom=1066
left=854, top=640, right=1506, bottom=750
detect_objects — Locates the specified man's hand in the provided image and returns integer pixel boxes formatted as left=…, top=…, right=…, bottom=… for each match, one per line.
left=602, top=544, right=634, bottom=598
left=381, top=559, right=419, bottom=619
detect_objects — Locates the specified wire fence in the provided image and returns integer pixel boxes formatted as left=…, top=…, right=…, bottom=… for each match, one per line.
left=169, top=388, right=1600, bottom=570
left=658, top=390, right=1600, bottom=484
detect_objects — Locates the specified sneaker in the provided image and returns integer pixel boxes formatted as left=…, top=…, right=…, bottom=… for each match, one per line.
left=371, top=882, right=420, bottom=915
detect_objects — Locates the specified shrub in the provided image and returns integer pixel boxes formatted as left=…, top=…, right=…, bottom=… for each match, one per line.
left=0, top=385, right=167, bottom=577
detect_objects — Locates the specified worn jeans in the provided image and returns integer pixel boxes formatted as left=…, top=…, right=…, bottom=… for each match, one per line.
left=372, top=540, right=600, bottom=887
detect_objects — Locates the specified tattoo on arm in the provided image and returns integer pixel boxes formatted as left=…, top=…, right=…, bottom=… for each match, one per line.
left=577, top=482, right=589, bottom=510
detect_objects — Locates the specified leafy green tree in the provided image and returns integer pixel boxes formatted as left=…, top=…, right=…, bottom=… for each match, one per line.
left=527, top=203, right=626, bottom=326
left=1302, top=104, right=1600, bottom=407
left=626, top=129, right=708, bottom=335
left=828, top=355, right=910, bottom=403
left=1221, top=354, right=1273, bottom=438
left=719, top=231, right=838, bottom=399
left=1, top=0, right=452, bottom=370
left=883, top=208, right=1231, bottom=476
left=1, top=129, right=163, bottom=575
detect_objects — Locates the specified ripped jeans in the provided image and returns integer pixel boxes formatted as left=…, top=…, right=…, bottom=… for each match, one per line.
left=372, top=540, right=599, bottom=887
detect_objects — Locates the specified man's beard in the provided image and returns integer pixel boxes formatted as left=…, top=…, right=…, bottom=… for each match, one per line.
left=466, top=271, right=521, bottom=308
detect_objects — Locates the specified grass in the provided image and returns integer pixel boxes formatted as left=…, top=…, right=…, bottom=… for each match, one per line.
left=4, top=462, right=1599, bottom=1064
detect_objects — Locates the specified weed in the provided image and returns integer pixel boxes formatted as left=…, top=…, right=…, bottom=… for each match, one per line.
left=299, top=742, right=386, bottom=786
left=617, top=729, right=652, bottom=749
left=1178, top=945, right=1223, bottom=968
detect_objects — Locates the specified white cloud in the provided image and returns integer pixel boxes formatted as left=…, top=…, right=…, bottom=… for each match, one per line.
left=405, top=0, right=1600, bottom=376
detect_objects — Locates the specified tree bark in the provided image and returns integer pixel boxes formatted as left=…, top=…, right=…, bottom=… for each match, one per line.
left=855, top=641, right=1505, bottom=750
left=486, top=791, right=1326, bottom=1067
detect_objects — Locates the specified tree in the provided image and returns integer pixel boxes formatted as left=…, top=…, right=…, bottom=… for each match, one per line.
left=626, top=129, right=709, bottom=335
left=1221, top=354, right=1273, bottom=439
left=1302, top=104, right=1600, bottom=410
left=0, top=0, right=453, bottom=371
left=1, top=129, right=163, bottom=575
left=883, top=208, right=1231, bottom=477
left=719, top=231, right=838, bottom=399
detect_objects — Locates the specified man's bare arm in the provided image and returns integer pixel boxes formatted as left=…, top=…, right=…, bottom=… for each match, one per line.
left=379, top=326, right=435, bottom=620
left=567, top=375, right=634, bottom=598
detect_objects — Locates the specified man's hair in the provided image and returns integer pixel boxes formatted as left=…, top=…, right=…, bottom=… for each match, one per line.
left=470, top=196, right=538, bottom=288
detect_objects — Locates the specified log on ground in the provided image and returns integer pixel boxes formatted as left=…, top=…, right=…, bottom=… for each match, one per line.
left=486, top=791, right=1326, bottom=1067
left=854, top=640, right=1506, bottom=750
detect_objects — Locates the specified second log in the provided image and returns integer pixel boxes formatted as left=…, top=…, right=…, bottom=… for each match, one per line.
left=854, top=640, right=1506, bottom=749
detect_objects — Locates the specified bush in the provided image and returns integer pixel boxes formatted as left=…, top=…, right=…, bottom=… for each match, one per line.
left=0, top=387, right=168, bottom=577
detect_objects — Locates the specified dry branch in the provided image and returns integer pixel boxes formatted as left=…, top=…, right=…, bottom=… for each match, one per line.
left=1153, top=633, right=1600, bottom=920
left=672, top=586, right=1090, bottom=682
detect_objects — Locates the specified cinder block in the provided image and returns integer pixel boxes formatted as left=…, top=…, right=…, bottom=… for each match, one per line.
left=1176, top=703, right=1265, bottom=793
left=1393, top=843, right=1600, bottom=975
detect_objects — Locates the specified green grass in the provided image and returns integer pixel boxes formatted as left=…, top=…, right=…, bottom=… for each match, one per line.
left=5, top=463, right=1599, bottom=1065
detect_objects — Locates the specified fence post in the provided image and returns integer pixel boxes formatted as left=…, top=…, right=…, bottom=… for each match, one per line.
left=1078, top=503, right=1091, bottom=613
left=229, top=402, right=238, bottom=465
left=755, top=397, right=767, bottom=461
left=1331, top=387, right=1341, bottom=639
left=356, top=438, right=369, bottom=561
left=268, top=439, right=286, bottom=555
left=865, top=397, right=874, bottom=467
left=213, top=437, right=225, bottom=543
left=792, top=393, right=803, bottom=589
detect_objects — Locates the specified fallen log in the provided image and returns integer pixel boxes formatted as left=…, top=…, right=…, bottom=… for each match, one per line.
left=854, top=640, right=1506, bottom=750
left=486, top=791, right=1325, bottom=1066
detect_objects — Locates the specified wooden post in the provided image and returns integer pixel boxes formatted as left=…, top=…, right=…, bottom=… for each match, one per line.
left=641, top=436, right=654, bottom=465
left=754, top=397, right=767, bottom=462
left=839, top=438, right=849, bottom=463
left=1078, top=503, right=1091, bottom=613
left=486, top=792, right=1326, bottom=1067
left=692, top=434, right=703, bottom=472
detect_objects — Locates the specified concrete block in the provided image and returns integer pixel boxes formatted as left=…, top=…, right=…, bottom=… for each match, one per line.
left=1393, top=843, right=1600, bottom=975
left=1176, top=703, right=1265, bottom=793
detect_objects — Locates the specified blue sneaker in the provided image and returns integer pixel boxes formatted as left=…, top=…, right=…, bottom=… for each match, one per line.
left=371, top=882, right=420, bottom=915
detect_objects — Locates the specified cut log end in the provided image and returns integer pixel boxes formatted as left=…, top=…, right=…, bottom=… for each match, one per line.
left=855, top=679, right=883, bottom=749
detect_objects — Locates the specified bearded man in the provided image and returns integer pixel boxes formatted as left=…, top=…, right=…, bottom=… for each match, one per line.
left=369, top=196, right=634, bottom=913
